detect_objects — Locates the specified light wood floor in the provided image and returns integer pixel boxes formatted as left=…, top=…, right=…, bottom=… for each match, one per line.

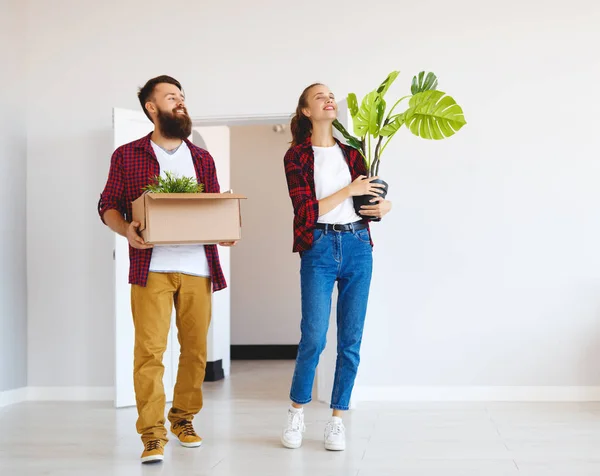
left=2, top=361, right=600, bottom=475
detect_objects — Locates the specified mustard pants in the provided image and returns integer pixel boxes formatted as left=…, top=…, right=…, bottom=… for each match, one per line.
left=131, top=272, right=211, bottom=444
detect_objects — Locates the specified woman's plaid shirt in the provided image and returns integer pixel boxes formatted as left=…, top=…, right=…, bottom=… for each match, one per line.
left=283, top=136, right=372, bottom=253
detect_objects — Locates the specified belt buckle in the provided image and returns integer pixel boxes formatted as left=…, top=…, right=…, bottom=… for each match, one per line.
left=332, top=223, right=343, bottom=232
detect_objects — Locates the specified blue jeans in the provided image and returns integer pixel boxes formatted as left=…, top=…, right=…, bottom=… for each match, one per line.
left=290, top=226, right=373, bottom=410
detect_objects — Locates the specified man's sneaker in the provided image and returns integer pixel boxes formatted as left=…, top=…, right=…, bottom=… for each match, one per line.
left=281, top=408, right=305, bottom=449
left=171, top=419, right=203, bottom=448
left=324, top=417, right=346, bottom=451
left=141, top=439, right=164, bottom=464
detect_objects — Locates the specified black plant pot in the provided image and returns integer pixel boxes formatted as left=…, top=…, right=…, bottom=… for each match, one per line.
left=353, top=178, right=389, bottom=222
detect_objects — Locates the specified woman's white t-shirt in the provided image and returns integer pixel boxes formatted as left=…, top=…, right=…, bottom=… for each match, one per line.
left=313, top=144, right=362, bottom=225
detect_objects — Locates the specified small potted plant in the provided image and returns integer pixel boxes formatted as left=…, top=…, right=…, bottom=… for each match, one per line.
left=143, top=171, right=204, bottom=193
left=334, top=70, right=467, bottom=220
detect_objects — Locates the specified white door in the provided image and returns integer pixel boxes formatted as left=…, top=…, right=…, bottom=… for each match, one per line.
left=112, top=108, right=231, bottom=408
left=113, top=107, right=177, bottom=408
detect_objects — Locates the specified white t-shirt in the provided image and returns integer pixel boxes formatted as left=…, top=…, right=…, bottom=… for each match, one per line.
left=148, top=141, right=210, bottom=277
left=313, top=144, right=362, bottom=224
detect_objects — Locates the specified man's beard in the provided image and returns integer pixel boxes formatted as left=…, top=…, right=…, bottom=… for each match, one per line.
left=157, top=107, right=192, bottom=139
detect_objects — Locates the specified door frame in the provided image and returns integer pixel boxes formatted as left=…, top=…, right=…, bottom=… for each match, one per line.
left=191, top=113, right=293, bottom=127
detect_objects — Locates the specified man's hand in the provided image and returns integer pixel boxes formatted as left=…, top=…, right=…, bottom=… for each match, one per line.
left=218, top=241, right=238, bottom=247
left=359, top=197, right=392, bottom=219
left=126, top=221, right=153, bottom=249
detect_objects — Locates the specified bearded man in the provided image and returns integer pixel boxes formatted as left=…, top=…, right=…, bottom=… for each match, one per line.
left=98, top=75, right=235, bottom=464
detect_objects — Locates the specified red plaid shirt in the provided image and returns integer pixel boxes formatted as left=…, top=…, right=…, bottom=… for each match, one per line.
left=98, top=133, right=226, bottom=291
left=284, top=137, right=372, bottom=253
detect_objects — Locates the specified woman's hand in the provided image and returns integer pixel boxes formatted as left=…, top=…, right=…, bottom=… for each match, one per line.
left=359, top=197, right=392, bottom=219
left=347, top=176, right=386, bottom=197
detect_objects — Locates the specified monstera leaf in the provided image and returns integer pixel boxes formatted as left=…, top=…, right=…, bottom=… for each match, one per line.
left=411, top=72, right=439, bottom=95
left=404, top=90, right=466, bottom=140
left=347, top=93, right=359, bottom=118
left=380, top=113, right=405, bottom=137
left=353, top=90, right=386, bottom=137
left=377, top=70, right=400, bottom=98
left=333, top=119, right=364, bottom=155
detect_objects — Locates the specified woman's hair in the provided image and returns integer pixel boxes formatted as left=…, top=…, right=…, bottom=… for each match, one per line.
left=290, top=83, right=323, bottom=146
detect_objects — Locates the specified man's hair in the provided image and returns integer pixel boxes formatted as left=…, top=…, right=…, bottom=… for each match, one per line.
left=137, top=75, right=183, bottom=121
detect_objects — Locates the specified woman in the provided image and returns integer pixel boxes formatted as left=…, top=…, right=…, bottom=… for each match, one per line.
left=282, top=83, right=392, bottom=451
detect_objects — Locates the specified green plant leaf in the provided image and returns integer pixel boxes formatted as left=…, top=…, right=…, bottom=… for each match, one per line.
left=375, top=98, right=386, bottom=135
left=347, top=93, right=359, bottom=118
left=411, top=72, right=439, bottom=95
left=353, top=90, right=384, bottom=138
left=143, top=171, right=204, bottom=193
left=376, top=70, right=400, bottom=98
left=380, top=113, right=405, bottom=137
left=404, top=90, right=466, bottom=140
left=333, top=119, right=364, bottom=155
left=347, top=137, right=365, bottom=153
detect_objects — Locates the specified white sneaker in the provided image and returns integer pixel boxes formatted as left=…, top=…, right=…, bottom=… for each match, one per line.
left=281, top=408, right=305, bottom=449
left=324, top=417, right=345, bottom=451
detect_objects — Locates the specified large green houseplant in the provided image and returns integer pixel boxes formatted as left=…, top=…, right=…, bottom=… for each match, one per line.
left=333, top=70, right=466, bottom=220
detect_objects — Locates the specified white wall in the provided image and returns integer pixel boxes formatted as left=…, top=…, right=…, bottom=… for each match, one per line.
left=230, top=125, right=300, bottom=346
left=25, top=0, right=600, bottom=393
left=0, top=0, right=27, bottom=392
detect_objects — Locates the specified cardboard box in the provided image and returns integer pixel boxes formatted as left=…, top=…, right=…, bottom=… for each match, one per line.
left=132, top=192, right=246, bottom=244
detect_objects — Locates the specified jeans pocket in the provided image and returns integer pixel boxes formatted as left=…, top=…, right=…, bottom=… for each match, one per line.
left=312, top=228, right=325, bottom=244
left=354, top=228, right=371, bottom=244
